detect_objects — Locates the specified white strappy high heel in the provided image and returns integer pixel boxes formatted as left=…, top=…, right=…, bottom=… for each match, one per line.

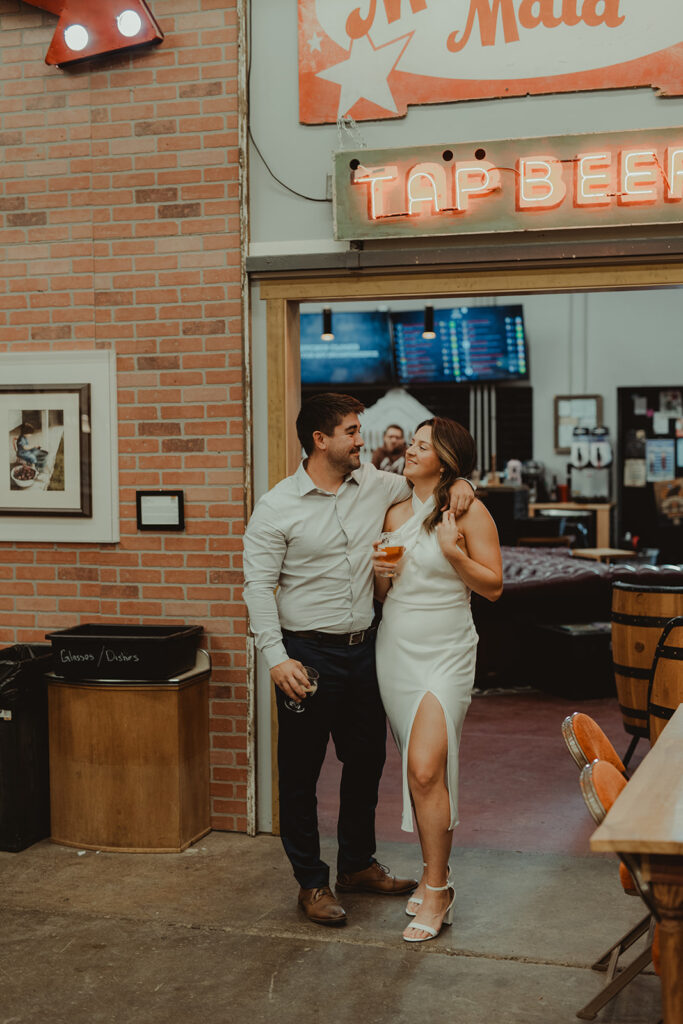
left=403, top=880, right=455, bottom=943
left=405, top=864, right=452, bottom=917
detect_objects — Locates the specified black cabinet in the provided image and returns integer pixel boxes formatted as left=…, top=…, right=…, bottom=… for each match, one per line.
left=477, top=485, right=530, bottom=545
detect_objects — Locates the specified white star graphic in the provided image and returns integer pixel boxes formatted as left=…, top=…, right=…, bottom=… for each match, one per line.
left=316, top=34, right=410, bottom=118
left=308, top=31, right=322, bottom=53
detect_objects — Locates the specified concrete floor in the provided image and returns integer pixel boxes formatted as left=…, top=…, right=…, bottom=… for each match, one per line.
left=0, top=832, right=660, bottom=1024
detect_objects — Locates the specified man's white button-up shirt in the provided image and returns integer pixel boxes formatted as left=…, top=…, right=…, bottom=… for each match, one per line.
left=243, top=461, right=410, bottom=670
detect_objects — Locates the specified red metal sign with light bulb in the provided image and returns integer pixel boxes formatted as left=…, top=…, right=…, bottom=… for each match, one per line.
left=23, top=1, right=163, bottom=66
left=333, top=127, right=683, bottom=240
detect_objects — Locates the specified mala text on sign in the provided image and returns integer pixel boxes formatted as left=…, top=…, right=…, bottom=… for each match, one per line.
left=299, top=1, right=683, bottom=123
left=332, top=129, right=683, bottom=240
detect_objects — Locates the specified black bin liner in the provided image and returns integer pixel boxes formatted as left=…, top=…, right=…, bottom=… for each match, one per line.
left=0, top=644, right=52, bottom=852
left=46, top=624, right=203, bottom=681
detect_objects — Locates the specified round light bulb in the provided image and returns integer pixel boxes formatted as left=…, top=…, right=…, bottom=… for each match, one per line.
left=64, top=24, right=89, bottom=52
left=117, top=10, right=143, bottom=37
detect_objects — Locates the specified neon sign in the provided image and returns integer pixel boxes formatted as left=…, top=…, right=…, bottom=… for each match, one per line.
left=333, top=129, right=683, bottom=240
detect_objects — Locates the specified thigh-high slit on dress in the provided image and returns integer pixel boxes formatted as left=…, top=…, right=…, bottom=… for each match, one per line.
left=376, top=493, right=478, bottom=833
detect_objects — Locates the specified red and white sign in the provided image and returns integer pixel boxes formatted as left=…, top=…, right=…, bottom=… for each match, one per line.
left=299, top=0, right=683, bottom=124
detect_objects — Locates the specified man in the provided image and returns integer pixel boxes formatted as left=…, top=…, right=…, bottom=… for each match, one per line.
left=371, top=424, right=406, bottom=474
left=243, top=394, right=474, bottom=926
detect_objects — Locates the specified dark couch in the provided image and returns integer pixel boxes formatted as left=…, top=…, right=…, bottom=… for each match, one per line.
left=471, top=547, right=683, bottom=693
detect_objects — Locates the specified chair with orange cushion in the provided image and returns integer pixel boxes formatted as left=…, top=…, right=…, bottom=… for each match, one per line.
left=561, top=712, right=628, bottom=777
left=562, top=713, right=637, bottom=894
left=576, top=759, right=658, bottom=1021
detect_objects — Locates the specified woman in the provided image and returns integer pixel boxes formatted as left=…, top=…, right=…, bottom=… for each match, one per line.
left=374, top=418, right=502, bottom=942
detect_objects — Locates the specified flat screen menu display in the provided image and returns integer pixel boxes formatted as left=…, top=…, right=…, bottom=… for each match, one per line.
left=300, top=311, right=394, bottom=385
left=393, top=305, right=528, bottom=385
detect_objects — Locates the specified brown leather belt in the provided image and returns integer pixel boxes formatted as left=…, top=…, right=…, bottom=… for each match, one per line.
left=282, top=627, right=376, bottom=647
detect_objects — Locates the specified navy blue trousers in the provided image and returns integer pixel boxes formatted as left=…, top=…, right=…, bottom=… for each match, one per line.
left=277, top=632, right=387, bottom=889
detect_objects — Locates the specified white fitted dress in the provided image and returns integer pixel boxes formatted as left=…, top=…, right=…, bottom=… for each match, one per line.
left=376, top=493, right=478, bottom=832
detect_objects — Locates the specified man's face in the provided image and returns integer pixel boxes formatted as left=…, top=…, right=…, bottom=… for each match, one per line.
left=318, top=413, right=364, bottom=474
left=383, top=428, right=404, bottom=453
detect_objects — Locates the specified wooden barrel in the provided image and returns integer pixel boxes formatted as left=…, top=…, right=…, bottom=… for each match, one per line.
left=648, top=616, right=683, bottom=745
left=611, top=583, right=683, bottom=738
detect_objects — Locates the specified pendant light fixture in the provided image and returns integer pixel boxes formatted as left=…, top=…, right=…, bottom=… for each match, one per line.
left=321, top=308, right=334, bottom=341
left=422, top=306, right=436, bottom=339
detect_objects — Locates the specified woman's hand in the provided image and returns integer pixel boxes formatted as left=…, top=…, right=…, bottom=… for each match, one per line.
left=436, top=511, right=463, bottom=557
left=439, top=503, right=503, bottom=602
left=443, top=478, right=475, bottom=516
left=371, top=539, right=401, bottom=578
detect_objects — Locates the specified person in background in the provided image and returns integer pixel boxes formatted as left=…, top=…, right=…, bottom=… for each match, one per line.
left=373, top=417, right=502, bottom=943
left=15, top=423, right=46, bottom=469
left=371, top=424, right=406, bottom=475
left=242, top=394, right=475, bottom=928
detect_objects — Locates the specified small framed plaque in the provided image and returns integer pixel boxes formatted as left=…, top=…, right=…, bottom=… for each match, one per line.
left=136, top=490, right=185, bottom=531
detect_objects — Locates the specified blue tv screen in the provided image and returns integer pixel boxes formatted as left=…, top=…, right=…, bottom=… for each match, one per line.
left=393, top=305, right=529, bottom=385
left=300, top=311, right=394, bottom=386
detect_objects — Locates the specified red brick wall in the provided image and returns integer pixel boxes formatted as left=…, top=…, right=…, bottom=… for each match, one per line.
left=0, top=0, right=248, bottom=831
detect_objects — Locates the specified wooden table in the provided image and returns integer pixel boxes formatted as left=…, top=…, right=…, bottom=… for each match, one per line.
left=572, top=547, right=634, bottom=564
left=591, top=703, right=683, bottom=1024
left=529, top=502, right=614, bottom=548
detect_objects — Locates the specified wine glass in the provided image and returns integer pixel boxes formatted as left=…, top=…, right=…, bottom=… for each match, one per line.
left=283, top=666, right=319, bottom=714
left=376, top=532, right=405, bottom=578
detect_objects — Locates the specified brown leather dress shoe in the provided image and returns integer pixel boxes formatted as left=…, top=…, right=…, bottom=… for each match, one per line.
left=336, top=862, right=418, bottom=895
left=298, top=885, right=347, bottom=926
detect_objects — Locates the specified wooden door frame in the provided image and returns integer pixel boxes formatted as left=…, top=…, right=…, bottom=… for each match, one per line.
left=255, top=259, right=683, bottom=832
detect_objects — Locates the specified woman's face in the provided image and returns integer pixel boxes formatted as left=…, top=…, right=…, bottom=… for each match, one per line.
left=404, top=424, right=442, bottom=484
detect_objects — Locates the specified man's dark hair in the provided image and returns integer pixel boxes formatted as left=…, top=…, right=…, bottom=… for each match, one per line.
left=296, top=393, right=364, bottom=455
left=384, top=424, right=404, bottom=436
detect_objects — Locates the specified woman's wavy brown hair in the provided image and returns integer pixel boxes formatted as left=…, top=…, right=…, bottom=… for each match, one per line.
left=415, top=417, right=477, bottom=532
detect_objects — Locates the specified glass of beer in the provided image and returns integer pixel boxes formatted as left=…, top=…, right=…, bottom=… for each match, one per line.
left=283, top=666, right=319, bottom=714
left=377, top=532, right=405, bottom=578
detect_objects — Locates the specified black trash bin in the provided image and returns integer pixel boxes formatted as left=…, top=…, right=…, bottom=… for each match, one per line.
left=0, top=644, right=53, bottom=851
left=531, top=622, right=614, bottom=699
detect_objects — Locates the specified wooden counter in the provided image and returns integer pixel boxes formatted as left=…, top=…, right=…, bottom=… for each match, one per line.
left=529, top=502, right=614, bottom=548
left=48, top=651, right=211, bottom=853
left=591, top=703, right=683, bottom=1023
left=572, top=547, right=633, bottom=564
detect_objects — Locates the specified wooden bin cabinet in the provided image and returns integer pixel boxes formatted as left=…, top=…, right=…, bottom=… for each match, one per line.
left=48, top=657, right=210, bottom=853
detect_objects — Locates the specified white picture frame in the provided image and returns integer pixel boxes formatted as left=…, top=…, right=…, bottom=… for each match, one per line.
left=554, top=394, right=603, bottom=454
left=0, top=351, right=119, bottom=543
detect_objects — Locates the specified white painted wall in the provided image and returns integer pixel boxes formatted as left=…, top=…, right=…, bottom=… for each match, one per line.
left=507, top=289, right=682, bottom=480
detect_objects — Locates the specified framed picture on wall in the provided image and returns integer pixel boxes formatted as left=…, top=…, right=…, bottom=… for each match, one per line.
left=1, top=384, right=91, bottom=517
left=0, top=351, right=119, bottom=543
left=554, top=394, right=603, bottom=454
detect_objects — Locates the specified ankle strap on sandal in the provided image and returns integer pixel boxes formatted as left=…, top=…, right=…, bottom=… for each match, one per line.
left=425, top=881, right=450, bottom=892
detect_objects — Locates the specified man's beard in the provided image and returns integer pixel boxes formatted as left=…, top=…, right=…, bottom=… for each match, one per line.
left=329, top=449, right=361, bottom=475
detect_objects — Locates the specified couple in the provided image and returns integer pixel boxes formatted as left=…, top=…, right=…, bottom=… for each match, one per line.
left=243, top=393, right=502, bottom=941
